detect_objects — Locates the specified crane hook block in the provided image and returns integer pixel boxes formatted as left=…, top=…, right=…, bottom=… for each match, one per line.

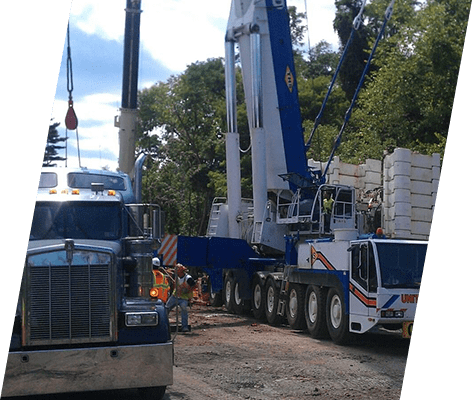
left=65, top=100, right=78, bottom=130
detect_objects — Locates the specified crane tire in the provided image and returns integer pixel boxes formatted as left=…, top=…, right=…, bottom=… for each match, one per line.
left=265, top=276, right=282, bottom=326
left=251, top=276, right=266, bottom=321
left=304, top=285, right=329, bottom=339
left=223, top=274, right=234, bottom=313
left=326, top=286, right=352, bottom=345
left=286, top=283, right=306, bottom=330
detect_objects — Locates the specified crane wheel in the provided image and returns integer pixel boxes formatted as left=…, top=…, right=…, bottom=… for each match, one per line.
left=304, top=285, right=329, bottom=339
left=326, top=287, right=352, bottom=345
left=286, top=283, right=306, bottom=330
left=265, top=276, right=282, bottom=326
left=251, top=276, right=266, bottom=321
left=223, top=274, right=234, bottom=313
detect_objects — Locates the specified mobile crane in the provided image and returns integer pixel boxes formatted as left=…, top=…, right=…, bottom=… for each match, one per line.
left=2, top=1, right=173, bottom=398
left=161, top=0, right=432, bottom=344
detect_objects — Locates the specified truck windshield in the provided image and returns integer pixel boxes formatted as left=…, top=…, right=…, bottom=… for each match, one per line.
left=30, top=201, right=122, bottom=240
left=375, top=242, right=427, bottom=289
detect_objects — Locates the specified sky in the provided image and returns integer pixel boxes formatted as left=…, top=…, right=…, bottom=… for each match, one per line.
left=50, top=0, right=340, bottom=171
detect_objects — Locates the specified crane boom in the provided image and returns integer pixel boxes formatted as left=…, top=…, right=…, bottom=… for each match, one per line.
left=117, top=0, right=142, bottom=177
left=225, top=0, right=311, bottom=241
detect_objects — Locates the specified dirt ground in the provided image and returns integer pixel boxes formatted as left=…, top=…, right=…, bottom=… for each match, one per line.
left=164, top=302, right=410, bottom=400
left=14, top=302, right=410, bottom=400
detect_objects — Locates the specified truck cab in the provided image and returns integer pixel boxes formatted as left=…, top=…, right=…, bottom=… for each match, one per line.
left=3, top=167, right=172, bottom=399
left=348, top=239, right=426, bottom=337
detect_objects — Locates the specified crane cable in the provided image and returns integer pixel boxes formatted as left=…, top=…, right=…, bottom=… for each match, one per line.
left=65, top=22, right=81, bottom=167
left=304, top=0, right=367, bottom=153
left=321, top=0, right=396, bottom=182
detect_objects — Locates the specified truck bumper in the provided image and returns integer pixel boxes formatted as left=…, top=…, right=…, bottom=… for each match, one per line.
left=2, top=342, right=173, bottom=397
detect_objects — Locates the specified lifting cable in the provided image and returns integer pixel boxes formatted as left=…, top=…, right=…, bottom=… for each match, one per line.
left=304, top=0, right=367, bottom=153
left=321, top=0, right=396, bottom=182
left=65, top=22, right=81, bottom=167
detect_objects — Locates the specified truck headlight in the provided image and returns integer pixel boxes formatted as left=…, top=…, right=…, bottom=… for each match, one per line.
left=125, top=312, right=158, bottom=327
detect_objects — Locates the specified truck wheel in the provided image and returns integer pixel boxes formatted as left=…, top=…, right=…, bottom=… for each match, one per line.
left=224, top=274, right=234, bottom=313
left=265, top=276, right=282, bottom=325
left=208, top=278, right=223, bottom=307
left=326, top=287, right=351, bottom=345
left=138, top=386, right=166, bottom=400
left=209, top=290, right=223, bottom=307
left=231, top=279, right=250, bottom=315
left=305, top=285, right=328, bottom=339
left=251, top=276, right=266, bottom=320
left=286, top=284, right=306, bottom=330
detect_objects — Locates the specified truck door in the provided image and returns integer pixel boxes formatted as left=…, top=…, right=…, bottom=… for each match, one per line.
left=349, top=242, right=378, bottom=317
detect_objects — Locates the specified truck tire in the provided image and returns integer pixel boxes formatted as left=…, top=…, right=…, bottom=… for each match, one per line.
left=251, top=276, right=266, bottom=321
left=286, top=283, right=306, bottom=330
left=326, top=286, right=351, bottom=345
left=138, top=386, right=166, bottom=400
left=265, top=276, right=282, bottom=325
left=231, top=278, right=250, bottom=315
left=304, top=285, right=328, bottom=339
left=209, top=278, right=223, bottom=307
left=209, top=290, right=223, bottom=307
left=224, top=274, right=234, bottom=313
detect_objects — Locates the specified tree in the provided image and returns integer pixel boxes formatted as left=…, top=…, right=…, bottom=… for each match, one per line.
left=43, top=121, right=67, bottom=167
left=138, top=58, right=252, bottom=236
left=341, top=0, right=470, bottom=162
left=333, top=0, right=371, bottom=99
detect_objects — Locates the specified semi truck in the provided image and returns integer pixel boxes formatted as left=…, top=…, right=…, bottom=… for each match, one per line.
left=2, top=1, right=173, bottom=398
left=2, top=165, right=172, bottom=398
left=159, top=0, right=432, bottom=344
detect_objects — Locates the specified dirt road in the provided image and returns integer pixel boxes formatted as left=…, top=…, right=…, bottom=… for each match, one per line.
left=164, top=303, right=410, bottom=400
left=16, top=303, right=409, bottom=400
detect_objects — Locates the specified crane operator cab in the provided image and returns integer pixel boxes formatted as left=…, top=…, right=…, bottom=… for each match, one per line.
left=276, top=184, right=355, bottom=236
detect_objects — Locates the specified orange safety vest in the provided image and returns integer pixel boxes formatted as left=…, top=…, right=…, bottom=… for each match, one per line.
left=152, top=270, right=171, bottom=302
left=173, top=275, right=194, bottom=300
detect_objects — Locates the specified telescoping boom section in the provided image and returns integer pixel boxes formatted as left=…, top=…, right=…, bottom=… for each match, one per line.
left=224, top=0, right=317, bottom=245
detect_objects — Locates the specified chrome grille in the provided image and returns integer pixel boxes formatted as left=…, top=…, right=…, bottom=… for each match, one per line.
left=25, top=249, right=113, bottom=346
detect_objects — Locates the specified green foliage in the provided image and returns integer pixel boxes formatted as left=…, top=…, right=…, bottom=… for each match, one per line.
left=43, top=121, right=67, bottom=167
left=137, top=58, right=252, bottom=236
left=344, top=0, right=470, bottom=162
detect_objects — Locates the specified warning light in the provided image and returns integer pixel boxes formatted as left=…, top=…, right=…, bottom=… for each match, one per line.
left=150, top=288, right=159, bottom=298
left=71, top=189, right=80, bottom=195
left=49, top=189, right=57, bottom=194
left=108, top=190, right=116, bottom=196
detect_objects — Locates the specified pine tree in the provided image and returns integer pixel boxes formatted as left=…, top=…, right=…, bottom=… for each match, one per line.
left=43, top=121, right=67, bottom=167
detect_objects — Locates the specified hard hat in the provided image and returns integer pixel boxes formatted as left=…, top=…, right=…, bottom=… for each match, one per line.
left=176, top=263, right=186, bottom=271
left=152, top=257, right=161, bottom=267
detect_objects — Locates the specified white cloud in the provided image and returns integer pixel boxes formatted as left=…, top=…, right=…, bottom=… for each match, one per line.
left=292, top=0, right=339, bottom=49
left=69, top=0, right=339, bottom=73
left=70, top=1, right=125, bottom=42
left=61, top=0, right=340, bottom=170
left=52, top=92, right=121, bottom=170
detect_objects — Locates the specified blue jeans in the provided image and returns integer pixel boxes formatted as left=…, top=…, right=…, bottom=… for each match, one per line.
left=166, top=295, right=189, bottom=330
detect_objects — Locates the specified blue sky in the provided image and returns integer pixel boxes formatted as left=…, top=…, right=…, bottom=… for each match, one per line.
left=50, top=0, right=340, bottom=170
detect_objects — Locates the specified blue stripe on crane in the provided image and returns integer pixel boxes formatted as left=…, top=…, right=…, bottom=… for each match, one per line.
left=265, top=0, right=310, bottom=190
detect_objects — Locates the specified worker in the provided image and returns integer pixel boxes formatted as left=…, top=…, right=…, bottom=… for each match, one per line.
left=166, top=263, right=196, bottom=332
left=323, top=192, right=334, bottom=232
left=151, top=257, right=171, bottom=302
left=323, top=191, right=334, bottom=214
left=373, top=227, right=386, bottom=238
